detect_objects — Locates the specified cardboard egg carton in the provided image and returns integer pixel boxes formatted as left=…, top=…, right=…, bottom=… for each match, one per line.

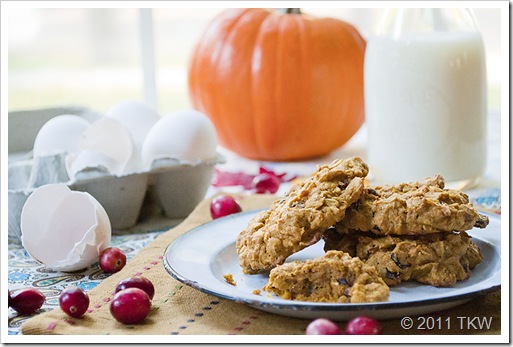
left=8, top=107, right=221, bottom=240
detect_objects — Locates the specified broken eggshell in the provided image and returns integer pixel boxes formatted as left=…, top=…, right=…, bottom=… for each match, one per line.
left=73, top=117, right=142, bottom=177
left=105, top=100, right=160, bottom=153
left=67, top=149, right=120, bottom=179
left=20, top=184, right=112, bottom=272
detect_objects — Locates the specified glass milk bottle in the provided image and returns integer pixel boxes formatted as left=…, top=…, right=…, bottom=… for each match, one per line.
left=364, top=8, right=487, bottom=188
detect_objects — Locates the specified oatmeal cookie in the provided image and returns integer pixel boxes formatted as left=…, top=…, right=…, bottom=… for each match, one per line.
left=236, top=157, right=368, bottom=274
left=263, top=250, right=389, bottom=303
left=323, top=229, right=483, bottom=287
left=334, top=175, right=489, bottom=236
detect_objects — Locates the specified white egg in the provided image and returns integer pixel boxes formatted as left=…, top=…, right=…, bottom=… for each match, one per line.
left=33, top=115, right=90, bottom=157
left=75, top=117, right=141, bottom=175
left=141, top=110, right=217, bottom=169
left=105, top=100, right=160, bottom=152
left=20, top=184, right=111, bottom=272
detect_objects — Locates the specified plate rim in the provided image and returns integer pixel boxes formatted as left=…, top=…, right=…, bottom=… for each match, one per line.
left=163, top=209, right=501, bottom=313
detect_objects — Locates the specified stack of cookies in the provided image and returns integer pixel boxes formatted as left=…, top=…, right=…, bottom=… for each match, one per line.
left=322, top=174, right=487, bottom=287
left=236, top=156, right=489, bottom=303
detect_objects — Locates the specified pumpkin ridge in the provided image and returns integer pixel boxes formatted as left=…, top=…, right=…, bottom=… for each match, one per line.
left=189, top=9, right=251, bottom=151
left=210, top=9, right=268, bottom=155
left=267, top=12, right=306, bottom=159
left=274, top=13, right=303, bottom=159
left=249, top=11, right=275, bottom=159
left=216, top=9, right=262, bottom=153
left=274, top=14, right=287, bottom=156
left=280, top=14, right=320, bottom=160
left=294, top=13, right=312, bottom=158
left=330, top=19, right=366, bottom=146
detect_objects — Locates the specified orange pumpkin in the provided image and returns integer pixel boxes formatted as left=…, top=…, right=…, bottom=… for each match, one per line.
left=188, top=8, right=366, bottom=161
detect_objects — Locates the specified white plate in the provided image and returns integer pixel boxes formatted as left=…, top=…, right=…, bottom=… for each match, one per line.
left=163, top=209, right=501, bottom=321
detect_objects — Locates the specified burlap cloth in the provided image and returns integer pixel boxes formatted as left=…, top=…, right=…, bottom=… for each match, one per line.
left=21, top=194, right=501, bottom=335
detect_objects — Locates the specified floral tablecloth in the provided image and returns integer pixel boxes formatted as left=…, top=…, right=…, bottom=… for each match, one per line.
left=7, top=229, right=165, bottom=335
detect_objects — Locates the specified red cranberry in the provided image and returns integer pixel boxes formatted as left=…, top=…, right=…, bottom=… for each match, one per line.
left=99, top=247, right=127, bottom=273
left=110, top=288, right=151, bottom=324
left=59, top=287, right=90, bottom=318
left=8, top=290, right=12, bottom=308
left=306, top=318, right=341, bottom=335
left=10, top=288, right=45, bottom=314
left=251, top=173, right=281, bottom=194
left=210, top=195, right=242, bottom=219
left=115, top=277, right=155, bottom=300
left=345, top=316, right=382, bottom=335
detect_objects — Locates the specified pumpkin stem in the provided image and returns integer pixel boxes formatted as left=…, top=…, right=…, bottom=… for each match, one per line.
left=284, top=8, right=301, bottom=15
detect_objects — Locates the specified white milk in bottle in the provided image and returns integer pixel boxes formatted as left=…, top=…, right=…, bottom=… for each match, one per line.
left=365, top=8, right=487, bottom=187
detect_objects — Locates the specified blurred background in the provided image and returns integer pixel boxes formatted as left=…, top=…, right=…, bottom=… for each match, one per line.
left=8, top=7, right=502, bottom=115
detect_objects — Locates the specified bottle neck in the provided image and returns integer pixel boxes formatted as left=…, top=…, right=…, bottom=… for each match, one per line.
left=375, top=8, right=479, bottom=38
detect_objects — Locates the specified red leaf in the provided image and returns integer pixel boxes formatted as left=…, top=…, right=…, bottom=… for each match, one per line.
left=212, top=165, right=297, bottom=190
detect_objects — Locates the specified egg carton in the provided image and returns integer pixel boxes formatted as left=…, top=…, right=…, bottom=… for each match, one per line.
left=8, top=107, right=222, bottom=241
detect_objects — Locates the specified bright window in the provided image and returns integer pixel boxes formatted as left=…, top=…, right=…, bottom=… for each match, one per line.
left=7, top=7, right=502, bottom=115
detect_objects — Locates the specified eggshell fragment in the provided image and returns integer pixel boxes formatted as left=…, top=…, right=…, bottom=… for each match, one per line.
left=141, top=110, right=217, bottom=169
left=105, top=100, right=160, bottom=152
left=75, top=117, right=141, bottom=175
left=20, top=184, right=111, bottom=272
left=67, top=150, right=120, bottom=179
left=33, top=115, right=90, bottom=157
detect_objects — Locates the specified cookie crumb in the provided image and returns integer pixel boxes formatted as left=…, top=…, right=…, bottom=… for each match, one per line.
left=252, top=289, right=261, bottom=295
left=223, top=274, right=236, bottom=286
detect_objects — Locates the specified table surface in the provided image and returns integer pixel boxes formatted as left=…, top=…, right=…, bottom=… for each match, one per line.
left=7, top=111, right=502, bottom=336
